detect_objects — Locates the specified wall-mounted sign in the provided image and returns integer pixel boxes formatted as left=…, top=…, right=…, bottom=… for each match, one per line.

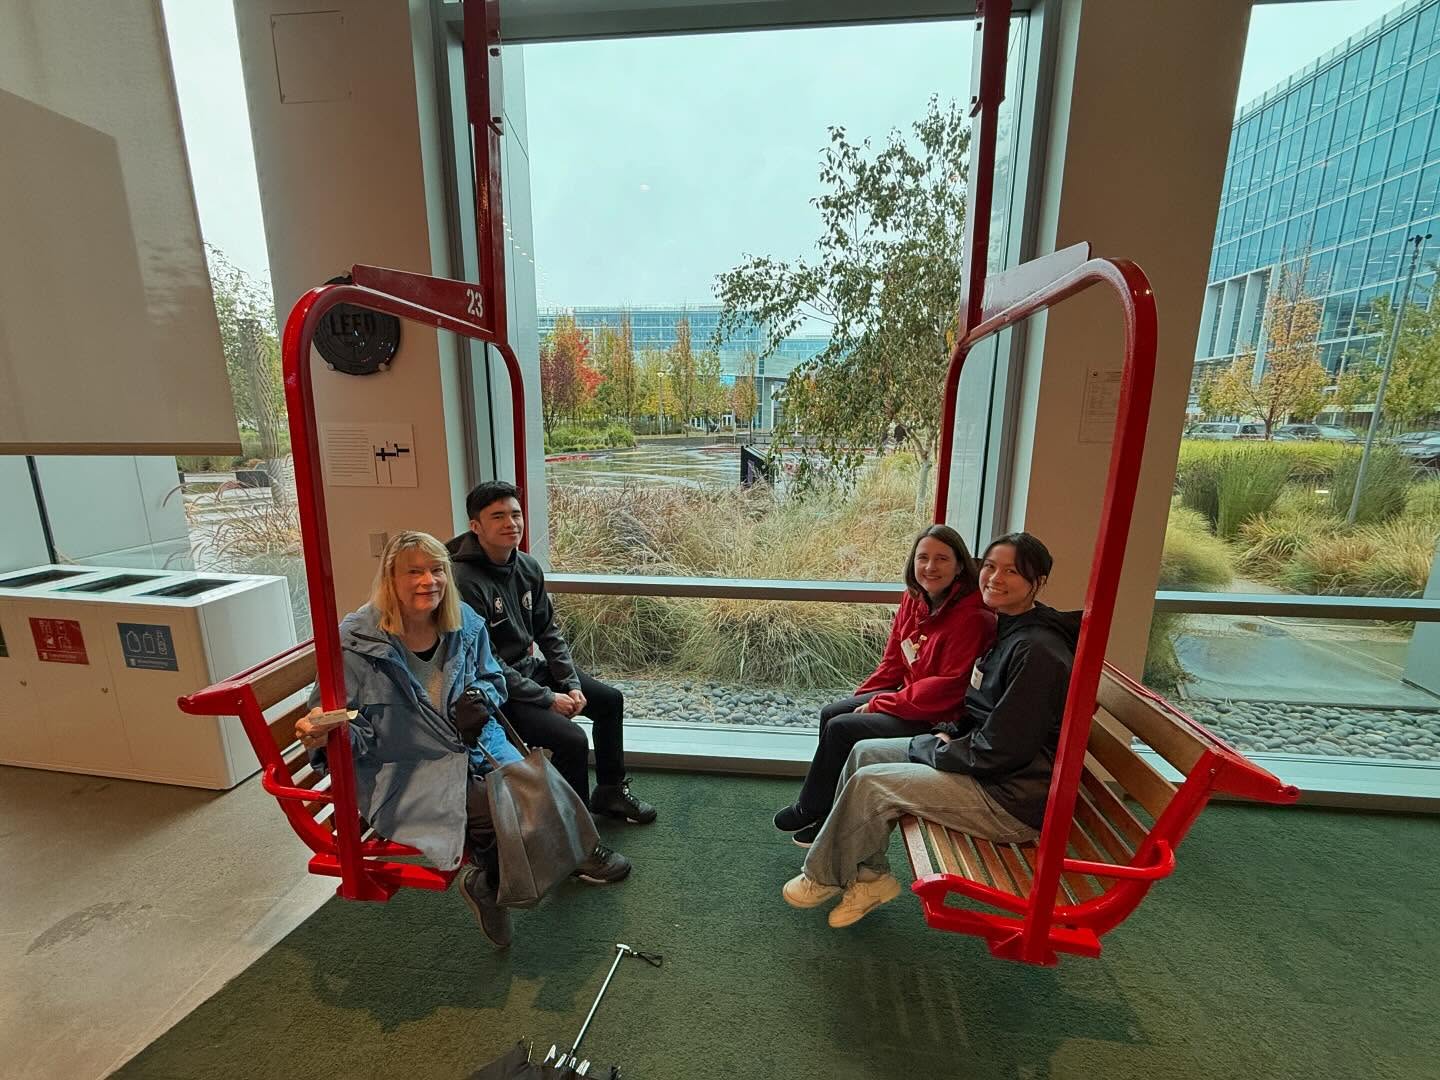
left=312, top=276, right=401, bottom=376
left=321, top=423, right=417, bottom=487
left=30, top=617, right=87, bottom=664
left=118, top=622, right=178, bottom=672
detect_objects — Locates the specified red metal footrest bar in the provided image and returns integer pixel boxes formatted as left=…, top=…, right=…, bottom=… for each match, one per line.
left=260, top=765, right=335, bottom=805
left=1062, top=840, right=1175, bottom=882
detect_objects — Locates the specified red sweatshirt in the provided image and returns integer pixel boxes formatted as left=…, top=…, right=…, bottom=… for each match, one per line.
left=855, top=587, right=996, bottom=725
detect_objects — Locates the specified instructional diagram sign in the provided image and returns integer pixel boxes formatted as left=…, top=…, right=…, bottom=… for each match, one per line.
left=30, top=617, right=88, bottom=664
left=118, top=622, right=178, bottom=671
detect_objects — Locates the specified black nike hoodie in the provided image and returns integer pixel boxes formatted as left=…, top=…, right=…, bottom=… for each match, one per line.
left=907, top=603, right=1082, bottom=829
left=445, top=531, right=580, bottom=708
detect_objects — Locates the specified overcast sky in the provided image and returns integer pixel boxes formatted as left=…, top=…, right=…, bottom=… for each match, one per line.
left=164, top=0, right=1402, bottom=304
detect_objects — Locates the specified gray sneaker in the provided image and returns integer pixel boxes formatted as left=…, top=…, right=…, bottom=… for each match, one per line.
left=459, top=865, right=512, bottom=948
left=572, top=843, right=633, bottom=885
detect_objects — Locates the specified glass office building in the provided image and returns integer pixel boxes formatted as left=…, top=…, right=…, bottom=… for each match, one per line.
left=1192, top=0, right=1440, bottom=409
left=536, top=304, right=829, bottom=426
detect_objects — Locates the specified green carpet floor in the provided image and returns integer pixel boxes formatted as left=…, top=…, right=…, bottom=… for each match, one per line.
left=115, top=772, right=1439, bottom=1080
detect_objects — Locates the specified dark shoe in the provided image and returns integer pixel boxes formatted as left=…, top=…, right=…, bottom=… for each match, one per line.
left=792, top=823, right=820, bottom=848
left=773, top=802, right=816, bottom=833
left=590, top=778, right=658, bottom=824
left=573, top=843, right=633, bottom=885
left=458, top=866, right=512, bottom=948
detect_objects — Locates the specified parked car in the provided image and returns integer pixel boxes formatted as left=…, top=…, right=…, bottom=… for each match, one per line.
left=1401, top=435, right=1440, bottom=468
left=1186, top=421, right=1265, bottom=441
left=1391, top=430, right=1440, bottom=446
left=1271, top=423, right=1361, bottom=442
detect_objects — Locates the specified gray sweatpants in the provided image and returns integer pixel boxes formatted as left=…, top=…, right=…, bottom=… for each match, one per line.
left=801, top=737, right=1039, bottom=888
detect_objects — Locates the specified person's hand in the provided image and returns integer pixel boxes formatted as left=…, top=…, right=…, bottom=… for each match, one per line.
left=568, top=689, right=587, bottom=712
left=551, top=693, right=580, bottom=718
left=854, top=701, right=870, bottom=714
left=296, top=707, right=350, bottom=750
left=934, top=731, right=954, bottom=745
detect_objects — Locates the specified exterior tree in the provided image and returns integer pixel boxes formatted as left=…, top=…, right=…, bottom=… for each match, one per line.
left=731, top=350, right=760, bottom=429
left=539, top=314, right=601, bottom=430
left=593, top=312, right=639, bottom=425
left=206, top=245, right=282, bottom=438
left=1197, top=261, right=1328, bottom=437
left=1333, top=281, right=1440, bottom=429
left=669, top=314, right=698, bottom=426
left=715, top=96, right=969, bottom=502
left=694, top=348, right=726, bottom=430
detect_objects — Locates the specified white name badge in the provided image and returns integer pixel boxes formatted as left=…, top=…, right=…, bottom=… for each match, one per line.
left=900, top=637, right=920, bottom=665
left=970, top=662, right=984, bottom=689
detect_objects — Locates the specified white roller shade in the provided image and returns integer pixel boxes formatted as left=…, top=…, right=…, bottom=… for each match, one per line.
left=0, top=0, right=238, bottom=454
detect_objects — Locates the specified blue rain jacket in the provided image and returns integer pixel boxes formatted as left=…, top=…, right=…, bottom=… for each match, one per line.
left=309, top=602, right=518, bottom=870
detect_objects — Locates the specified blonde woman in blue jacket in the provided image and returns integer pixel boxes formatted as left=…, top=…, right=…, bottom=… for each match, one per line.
left=296, top=531, right=628, bottom=947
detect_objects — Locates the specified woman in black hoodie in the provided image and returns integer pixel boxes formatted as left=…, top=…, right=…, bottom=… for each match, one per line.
left=782, top=532, right=1081, bottom=929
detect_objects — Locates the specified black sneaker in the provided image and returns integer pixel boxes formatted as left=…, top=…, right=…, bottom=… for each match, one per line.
left=792, top=822, right=820, bottom=848
left=573, top=843, right=633, bottom=885
left=773, top=802, right=816, bottom=833
left=590, top=778, right=658, bottom=825
left=458, top=866, right=512, bottom=948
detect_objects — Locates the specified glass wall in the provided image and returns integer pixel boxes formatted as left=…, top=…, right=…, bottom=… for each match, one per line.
left=496, top=14, right=1032, bottom=731
left=1155, top=0, right=1440, bottom=776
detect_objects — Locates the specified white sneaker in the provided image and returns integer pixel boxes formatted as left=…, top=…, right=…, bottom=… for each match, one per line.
left=782, top=872, right=841, bottom=909
left=827, top=872, right=902, bottom=927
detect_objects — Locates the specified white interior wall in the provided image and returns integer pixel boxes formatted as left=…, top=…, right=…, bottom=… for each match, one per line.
left=235, top=0, right=461, bottom=611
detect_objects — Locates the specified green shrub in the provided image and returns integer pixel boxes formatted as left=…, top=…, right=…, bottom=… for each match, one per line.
left=545, top=423, right=635, bottom=454
left=1235, top=510, right=1336, bottom=577
left=545, top=457, right=934, bottom=686
left=1215, top=448, right=1291, bottom=538
left=1143, top=611, right=1187, bottom=693
left=1158, top=506, right=1233, bottom=590
left=1404, top=476, right=1440, bottom=522
left=1326, top=447, right=1412, bottom=524
left=1279, top=517, right=1436, bottom=596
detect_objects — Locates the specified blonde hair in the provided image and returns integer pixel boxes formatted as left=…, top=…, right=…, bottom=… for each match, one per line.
left=370, top=530, right=463, bottom=635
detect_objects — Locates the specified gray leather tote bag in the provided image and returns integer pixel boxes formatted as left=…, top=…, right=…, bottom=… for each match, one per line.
left=476, top=713, right=600, bottom=909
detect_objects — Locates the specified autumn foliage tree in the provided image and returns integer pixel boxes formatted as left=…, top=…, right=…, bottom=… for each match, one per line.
left=1198, top=261, right=1328, bottom=437
left=1333, top=280, right=1440, bottom=430
left=594, top=312, right=639, bottom=424
left=715, top=96, right=969, bottom=502
left=539, top=314, right=601, bottom=430
left=731, top=351, right=760, bottom=428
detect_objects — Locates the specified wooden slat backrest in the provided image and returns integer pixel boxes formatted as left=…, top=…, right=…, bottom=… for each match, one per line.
left=250, top=645, right=318, bottom=712
left=1079, top=767, right=1149, bottom=848
left=1085, top=722, right=1175, bottom=821
left=1097, top=669, right=1207, bottom=775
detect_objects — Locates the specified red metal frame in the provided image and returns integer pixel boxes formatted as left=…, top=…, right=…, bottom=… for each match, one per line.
left=918, top=0, right=1299, bottom=963
left=177, top=3, right=530, bottom=902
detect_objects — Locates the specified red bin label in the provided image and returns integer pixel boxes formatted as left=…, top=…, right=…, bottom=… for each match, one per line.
left=30, top=618, right=88, bottom=664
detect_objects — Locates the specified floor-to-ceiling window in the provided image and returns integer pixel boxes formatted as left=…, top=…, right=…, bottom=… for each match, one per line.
left=1157, top=0, right=1440, bottom=793
left=437, top=3, right=1037, bottom=740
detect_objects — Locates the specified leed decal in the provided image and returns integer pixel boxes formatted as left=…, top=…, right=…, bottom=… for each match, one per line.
left=119, top=623, right=179, bottom=672
left=30, top=617, right=88, bottom=664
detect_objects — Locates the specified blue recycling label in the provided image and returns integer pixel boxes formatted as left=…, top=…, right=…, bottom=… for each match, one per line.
left=118, top=622, right=178, bottom=671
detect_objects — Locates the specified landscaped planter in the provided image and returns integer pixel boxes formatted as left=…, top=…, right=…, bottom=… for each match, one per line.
left=234, top=468, right=273, bottom=488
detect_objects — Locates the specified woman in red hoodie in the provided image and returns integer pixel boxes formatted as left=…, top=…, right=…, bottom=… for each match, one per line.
left=773, top=524, right=996, bottom=846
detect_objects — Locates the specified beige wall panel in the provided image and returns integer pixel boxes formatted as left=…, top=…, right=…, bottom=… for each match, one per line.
left=1018, top=0, right=1250, bottom=673
left=0, top=0, right=236, bottom=454
left=235, top=0, right=457, bottom=611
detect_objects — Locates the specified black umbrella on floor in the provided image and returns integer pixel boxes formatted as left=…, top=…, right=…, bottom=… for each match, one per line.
left=468, top=943, right=662, bottom=1079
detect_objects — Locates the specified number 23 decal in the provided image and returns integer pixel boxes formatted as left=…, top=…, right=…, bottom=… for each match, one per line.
left=465, top=289, right=484, bottom=318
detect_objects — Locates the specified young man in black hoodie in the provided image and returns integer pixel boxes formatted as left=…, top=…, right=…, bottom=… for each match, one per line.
left=784, top=532, right=1079, bottom=928
left=447, top=482, right=657, bottom=832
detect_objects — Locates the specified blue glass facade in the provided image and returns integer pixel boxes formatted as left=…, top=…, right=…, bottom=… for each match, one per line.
left=1195, top=0, right=1440, bottom=400
left=536, top=304, right=828, bottom=382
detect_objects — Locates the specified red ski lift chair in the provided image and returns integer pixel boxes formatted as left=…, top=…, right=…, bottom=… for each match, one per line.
left=894, top=0, right=1299, bottom=965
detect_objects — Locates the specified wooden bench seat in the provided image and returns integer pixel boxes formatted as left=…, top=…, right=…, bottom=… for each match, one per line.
left=900, top=662, right=1298, bottom=959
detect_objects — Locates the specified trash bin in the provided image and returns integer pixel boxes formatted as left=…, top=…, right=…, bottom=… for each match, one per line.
left=0, top=565, right=296, bottom=788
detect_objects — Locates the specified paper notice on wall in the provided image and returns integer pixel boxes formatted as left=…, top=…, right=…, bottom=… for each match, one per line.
left=1079, top=368, right=1123, bottom=444
left=321, top=424, right=417, bottom=487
